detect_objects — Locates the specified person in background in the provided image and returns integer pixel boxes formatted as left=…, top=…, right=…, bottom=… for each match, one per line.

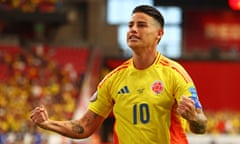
left=30, top=5, right=207, bottom=144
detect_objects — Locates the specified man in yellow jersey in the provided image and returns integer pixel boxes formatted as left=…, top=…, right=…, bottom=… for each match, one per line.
left=30, top=5, right=207, bottom=144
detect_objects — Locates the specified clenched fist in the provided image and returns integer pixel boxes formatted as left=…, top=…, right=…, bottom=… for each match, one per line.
left=177, top=96, right=197, bottom=121
left=30, top=105, right=49, bottom=128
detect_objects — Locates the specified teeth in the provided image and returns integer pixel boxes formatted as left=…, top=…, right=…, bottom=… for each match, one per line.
left=130, top=36, right=138, bottom=40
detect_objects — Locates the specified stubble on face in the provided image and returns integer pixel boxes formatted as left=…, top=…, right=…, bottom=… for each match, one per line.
left=127, top=13, right=162, bottom=52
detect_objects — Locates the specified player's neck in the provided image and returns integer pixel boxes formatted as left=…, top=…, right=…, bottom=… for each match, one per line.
left=133, top=51, right=158, bottom=70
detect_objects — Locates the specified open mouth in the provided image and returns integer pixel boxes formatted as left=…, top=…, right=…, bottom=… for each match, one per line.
left=128, top=35, right=140, bottom=41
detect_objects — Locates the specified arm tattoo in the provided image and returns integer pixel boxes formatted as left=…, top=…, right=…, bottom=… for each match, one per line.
left=189, top=120, right=206, bottom=134
left=70, top=121, right=84, bottom=134
left=88, top=113, right=98, bottom=121
left=189, top=111, right=207, bottom=134
left=68, top=112, right=99, bottom=135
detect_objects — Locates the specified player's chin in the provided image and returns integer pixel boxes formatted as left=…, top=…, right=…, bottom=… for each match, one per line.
left=127, top=42, right=140, bottom=49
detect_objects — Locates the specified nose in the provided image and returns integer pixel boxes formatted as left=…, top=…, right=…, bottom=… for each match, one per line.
left=128, top=24, right=137, bottom=33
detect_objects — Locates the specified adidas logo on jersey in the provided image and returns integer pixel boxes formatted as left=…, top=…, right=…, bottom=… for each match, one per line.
left=117, top=86, right=130, bottom=94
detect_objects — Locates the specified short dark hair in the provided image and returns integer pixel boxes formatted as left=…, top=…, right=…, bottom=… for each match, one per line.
left=132, top=5, right=165, bottom=28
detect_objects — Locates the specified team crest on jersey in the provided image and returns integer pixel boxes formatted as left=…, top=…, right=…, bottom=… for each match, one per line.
left=151, top=80, right=164, bottom=94
left=89, top=91, right=98, bottom=102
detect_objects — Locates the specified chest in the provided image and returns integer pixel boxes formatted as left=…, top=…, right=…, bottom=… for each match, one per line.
left=111, top=69, right=175, bottom=111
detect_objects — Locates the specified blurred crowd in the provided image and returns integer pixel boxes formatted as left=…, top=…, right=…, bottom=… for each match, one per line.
left=206, top=111, right=240, bottom=134
left=183, top=111, right=240, bottom=135
left=0, top=47, right=83, bottom=144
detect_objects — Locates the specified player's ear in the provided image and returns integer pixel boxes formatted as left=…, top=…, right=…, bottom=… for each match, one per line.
left=157, top=29, right=163, bottom=39
left=156, top=29, right=163, bottom=43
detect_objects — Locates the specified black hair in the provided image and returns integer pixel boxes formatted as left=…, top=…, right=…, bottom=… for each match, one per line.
left=132, top=5, right=165, bottom=28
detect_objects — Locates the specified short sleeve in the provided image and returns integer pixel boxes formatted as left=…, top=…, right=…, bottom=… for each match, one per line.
left=88, top=82, right=114, bottom=118
left=173, top=68, right=203, bottom=109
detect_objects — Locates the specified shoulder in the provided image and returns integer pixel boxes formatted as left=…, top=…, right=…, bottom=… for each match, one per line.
left=98, top=59, right=131, bottom=88
left=155, top=54, right=181, bottom=70
left=157, top=55, right=192, bottom=83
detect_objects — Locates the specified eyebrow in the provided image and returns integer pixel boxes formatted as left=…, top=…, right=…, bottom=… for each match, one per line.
left=128, top=20, right=148, bottom=25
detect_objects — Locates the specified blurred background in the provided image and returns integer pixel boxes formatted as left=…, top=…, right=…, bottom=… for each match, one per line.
left=0, top=0, right=240, bottom=144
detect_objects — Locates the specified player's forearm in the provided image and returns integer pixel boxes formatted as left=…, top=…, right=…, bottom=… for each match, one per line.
left=41, top=119, right=91, bottom=139
left=189, top=111, right=207, bottom=134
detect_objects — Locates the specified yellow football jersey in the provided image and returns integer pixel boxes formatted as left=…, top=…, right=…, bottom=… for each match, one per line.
left=88, top=53, right=202, bottom=144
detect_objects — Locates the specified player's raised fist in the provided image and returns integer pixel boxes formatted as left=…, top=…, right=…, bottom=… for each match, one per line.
left=30, top=105, right=49, bottom=128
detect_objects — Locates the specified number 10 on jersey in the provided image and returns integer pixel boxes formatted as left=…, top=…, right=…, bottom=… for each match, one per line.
left=133, top=103, right=150, bottom=124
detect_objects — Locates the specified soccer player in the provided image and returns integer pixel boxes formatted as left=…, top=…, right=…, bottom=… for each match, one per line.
left=30, top=5, right=207, bottom=144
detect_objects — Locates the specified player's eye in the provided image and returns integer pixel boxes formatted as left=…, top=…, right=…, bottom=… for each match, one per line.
left=128, top=22, right=133, bottom=28
left=137, top=22, right=147, bottom=28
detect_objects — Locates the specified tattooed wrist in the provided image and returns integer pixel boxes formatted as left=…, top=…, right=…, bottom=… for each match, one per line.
left=189, top=119, right=206, bottom=134
left=189, top=112, right=207, bottom=134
